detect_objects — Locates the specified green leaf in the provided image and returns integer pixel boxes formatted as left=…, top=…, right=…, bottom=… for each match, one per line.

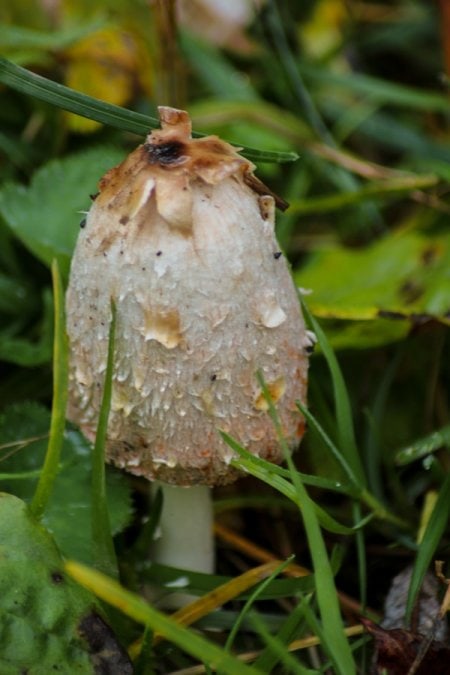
left=0, top=493, right=101, bottom=673
left=0, top=19, right=105, bottom=51
left=0, top=272, right=37, bottom=315
left=300, top=62, right=450, bottom=113
left=312, top=317, right=409, bottom=351
left=0, top=288, right=53, bottom=366
left=296, top=230, right=450, bottom=325
left=0, top=402, right=132, bottom=563
left=0, top=146, right=125, bottom=276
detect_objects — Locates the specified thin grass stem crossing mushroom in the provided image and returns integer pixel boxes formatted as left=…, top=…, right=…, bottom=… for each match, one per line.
left=66, top=107, right=311, bottom=582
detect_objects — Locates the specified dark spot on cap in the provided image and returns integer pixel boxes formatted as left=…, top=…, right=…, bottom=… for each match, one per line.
left=145, top=140, right=186, bottom=166
left=51, top=571, right=64, bottom=584
left=273, top=251, right=282, bottom=259
left=79, top=218, right=87, bottom=229
left=119, top=215, right=129, bottom=225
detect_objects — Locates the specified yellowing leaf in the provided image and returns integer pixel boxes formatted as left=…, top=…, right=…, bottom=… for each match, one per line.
left=295, top=230, right=450, bottom=324
left=63, top=26, right=142, bottom=133
left=301, top=0, right=347, bottom=59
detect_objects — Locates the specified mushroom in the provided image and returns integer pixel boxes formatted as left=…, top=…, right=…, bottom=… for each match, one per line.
left=66, top=107, right=310, bottom=582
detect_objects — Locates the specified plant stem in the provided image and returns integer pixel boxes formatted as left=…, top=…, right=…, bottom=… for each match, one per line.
left=31, top=259, right=68, bottom=519
left=151, top=482, right=214, bottom=575
left=153, top=0, right=184, bottom=108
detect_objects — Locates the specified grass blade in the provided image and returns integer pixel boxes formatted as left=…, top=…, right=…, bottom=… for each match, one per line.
left=91, top=300, right=118, bottom=578
left=406, top=472, right=450, bottom=622
left=254, top=595, right=312, bottom=673
left=285, top=474, right=356, bottom=673
left=250, top=613, right=314, bottom=675
left=223, top=432, right=370, bottom=535
left=0, top=57, right=298, bottom=164
left=220, top=431, right=357, bottom=495
left=288, top=174, right=438, bottom=214
left=297, top=402, right=408, bottom=530
left=224, top=557, right=295, bottom=652
left=300, top=298, right=365, bottom=484
left=131, top=560, right=292, bottom=659
left=255, top=372, right=356, bottom=675
left=30, top=259, right=68, bottom=519
left=65, top=561, right=263, bottom=675
left=395, top=425, right=450, bottom=466
left=0, top=57, right=156, bottom=134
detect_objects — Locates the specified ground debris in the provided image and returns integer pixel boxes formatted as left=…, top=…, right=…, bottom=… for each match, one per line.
left=362, top=618, right=450, bottom=674
left=363, top=564, right=450, bottom=674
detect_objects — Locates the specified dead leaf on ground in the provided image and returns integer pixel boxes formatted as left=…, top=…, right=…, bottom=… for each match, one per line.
left=362, top=618, right=450, bottom=675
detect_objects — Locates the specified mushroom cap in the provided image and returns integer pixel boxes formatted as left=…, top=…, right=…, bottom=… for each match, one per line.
left=66, top=107, right=309, bottom=486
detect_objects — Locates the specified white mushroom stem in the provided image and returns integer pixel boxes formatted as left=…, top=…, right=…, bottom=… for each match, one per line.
left=151, top=482, right=214, bottom=575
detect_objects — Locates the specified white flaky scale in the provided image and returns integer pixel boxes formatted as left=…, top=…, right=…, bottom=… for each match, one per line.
left=66, top=107, right=310, bottom=586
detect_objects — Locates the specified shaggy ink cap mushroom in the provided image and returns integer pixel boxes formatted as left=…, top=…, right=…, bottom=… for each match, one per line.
left=66, top=106, right=310, bottom=487
left=66, top=106, right=311, bottom=584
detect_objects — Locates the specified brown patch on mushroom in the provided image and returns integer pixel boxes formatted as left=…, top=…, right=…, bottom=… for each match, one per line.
left=155, top=173, right=193, bottom=230
left=258, top=195, right=275, bottom=223
left=201, top=390, right=215, bottom=416
left=145, top=140, right=188, bottom=166
left=141, top=308, right=182, bottom=349
left=296, top=418, right=306, bottom=438
left=254, top=376, right=286, bottom=411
